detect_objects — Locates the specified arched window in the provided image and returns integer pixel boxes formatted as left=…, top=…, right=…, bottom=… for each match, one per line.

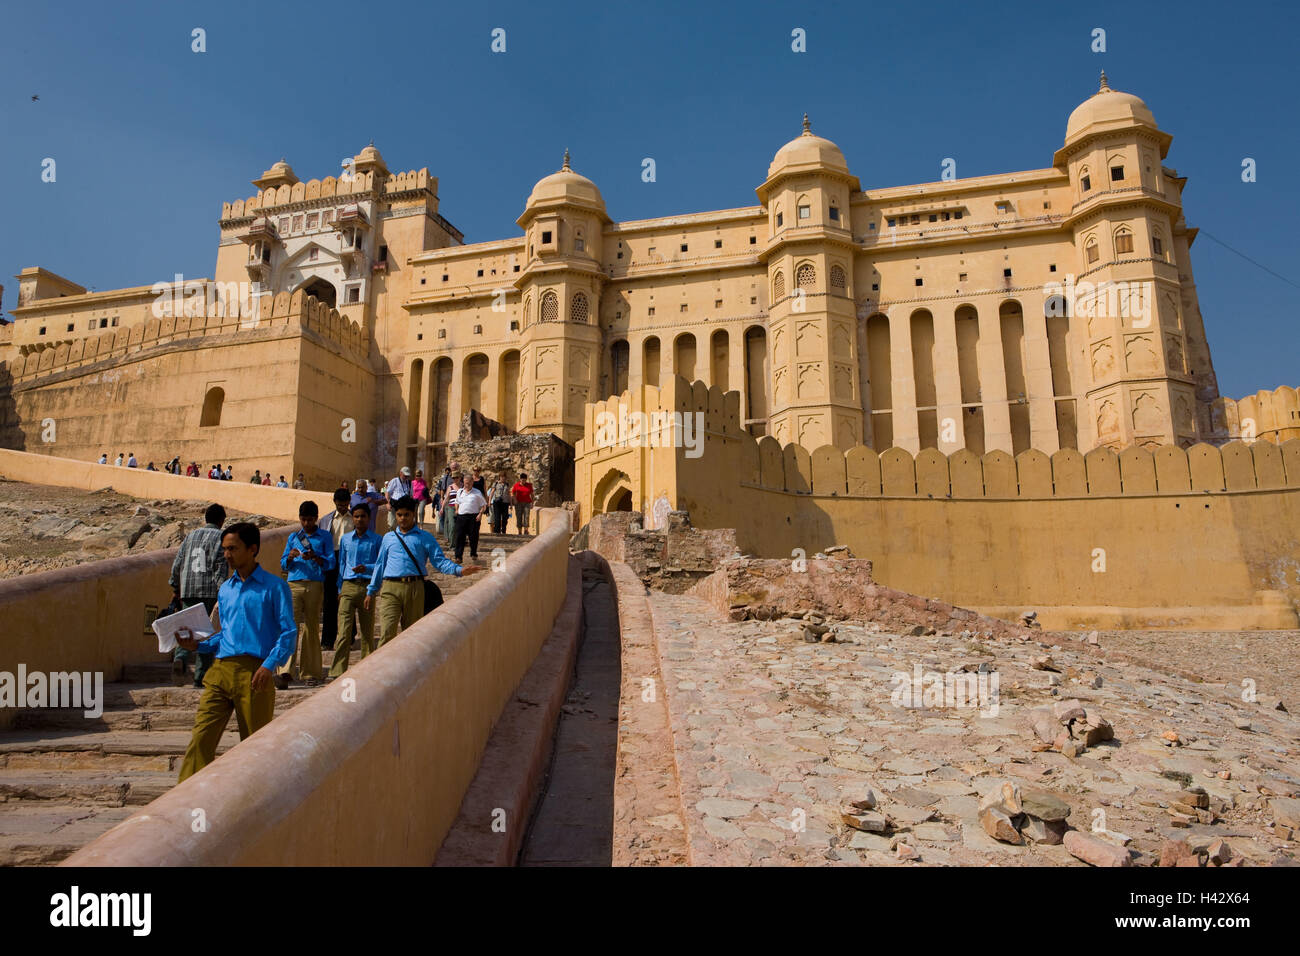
left=540, top=290, right=559, bottom=323
left=522, top=294, right=531, bottom=329
left=1114, top=227, right=1134, bottom=255
left=1085, top=237, right=1099, bottom=265
left=1079, top=166, right=1092, bottom=192
left=570, top=292, right=589, bottom=324
left=773, top=271, right=785, bottom=300
left=200, top=387, right=224, bottom=427
left=796, top=262, right=816, bottom=289
left=574, top=229, right=586, bottom=253
left=830, top=264, right=847, bottom=291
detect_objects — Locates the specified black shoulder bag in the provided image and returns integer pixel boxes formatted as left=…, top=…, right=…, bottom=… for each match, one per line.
left=392, top=530, right=444, bottom=616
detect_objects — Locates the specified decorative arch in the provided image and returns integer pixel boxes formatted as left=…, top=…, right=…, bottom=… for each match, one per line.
left=540, top=290, right=559, bottom=323
left=1113, top=225, right=1135, bottom=255
left=570, top=291, right=589, bottom=324
left=772, top=270, right=785, bottom=301
left=593, top=467, right=634, bottom=515
left=295, top=276, right=336, bottom=309
left=200, top=387, right=224, bottom=427
left=1084, top=235, right=1100, bottom=265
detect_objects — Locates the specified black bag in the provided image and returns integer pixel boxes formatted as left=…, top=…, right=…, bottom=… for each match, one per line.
left=393, top=530, right=444, bottom=617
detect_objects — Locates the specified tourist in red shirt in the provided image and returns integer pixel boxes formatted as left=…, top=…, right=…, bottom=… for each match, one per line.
left=510, top=473, right=534, bottom=536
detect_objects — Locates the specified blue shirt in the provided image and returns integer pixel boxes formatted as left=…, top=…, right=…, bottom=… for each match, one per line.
left=368, top=526, right=461, bottom=595
left=196, top=565, right=297, bottom=670
left=350, top=491, right=383, bottom=527
left=280, top=527, right=335, bottom=582
left=337, top=529, right=382, bottom=588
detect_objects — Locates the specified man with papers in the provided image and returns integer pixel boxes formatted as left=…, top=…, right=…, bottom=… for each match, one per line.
left=173, top=522, right=297, bottom=782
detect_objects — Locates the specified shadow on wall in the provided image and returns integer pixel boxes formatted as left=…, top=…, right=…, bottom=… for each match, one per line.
left=0, top=362, right=21, bottom=451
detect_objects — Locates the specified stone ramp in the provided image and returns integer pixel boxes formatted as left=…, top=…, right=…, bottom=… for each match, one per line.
left=0, top=529, right=532, bottom=866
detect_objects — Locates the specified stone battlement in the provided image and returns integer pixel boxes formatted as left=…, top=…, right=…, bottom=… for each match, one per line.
left=579, top=376, right=1299, bottom=506
left=221, top=168, right=436, bottom=221
left=3, top=291, right=367, bottom=385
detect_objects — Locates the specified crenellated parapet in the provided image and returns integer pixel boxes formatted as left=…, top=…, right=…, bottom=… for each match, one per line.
left=3, top=293, right=367, bottom=385
left=1211, top=386, right=1300, bottom=446
left=578, top=376, right=1300, bottom=516
left=220, top=168, right=436, bottom=222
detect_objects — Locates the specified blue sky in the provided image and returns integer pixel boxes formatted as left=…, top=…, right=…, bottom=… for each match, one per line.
left=1, top=0, right=1295, bottom=397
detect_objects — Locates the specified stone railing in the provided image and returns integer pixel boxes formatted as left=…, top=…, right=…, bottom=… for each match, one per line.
left=64, top=510, right=572, bottom=865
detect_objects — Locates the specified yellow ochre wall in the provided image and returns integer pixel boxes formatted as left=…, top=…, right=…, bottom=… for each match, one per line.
left=578, top=378, right=1300, bottom=630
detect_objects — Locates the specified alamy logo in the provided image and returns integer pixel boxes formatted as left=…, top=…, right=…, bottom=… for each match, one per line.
left=1043, top=274, right=1154, bottom=328
left=49, top=886, right=151, bottom=936
left=592, top=407, right=705, bottom=459
left=889, top=663, right=999, bottom=717
left=151, top=274, right=263, bottom=325
left=0, top=666, right=103, bottom=718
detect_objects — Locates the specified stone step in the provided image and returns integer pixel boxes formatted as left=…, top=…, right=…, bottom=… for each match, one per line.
left=12, top=687, right=314, bottom=731
left=101, top=684, right=318, bottom=709
left=0, top=729, right=239, bottom=758
left=0, top=770, right=174, bottom=807
left=0, top=804, right=140, bottom=866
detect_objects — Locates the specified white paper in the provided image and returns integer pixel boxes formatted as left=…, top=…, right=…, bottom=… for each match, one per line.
left=152, top=602, right=216, bottom=654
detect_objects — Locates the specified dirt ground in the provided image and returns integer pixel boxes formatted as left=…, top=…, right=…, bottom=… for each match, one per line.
left=0, top=478, right=276, bottom=579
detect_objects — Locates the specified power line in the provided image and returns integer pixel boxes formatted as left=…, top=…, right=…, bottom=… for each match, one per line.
left=1197, top=229, right=1300, bottom=291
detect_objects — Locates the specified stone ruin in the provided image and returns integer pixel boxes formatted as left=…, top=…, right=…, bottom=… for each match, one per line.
left=442, top=410, right=575, bottom=508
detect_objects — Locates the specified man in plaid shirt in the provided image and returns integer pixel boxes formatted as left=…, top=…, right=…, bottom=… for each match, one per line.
left=169, top=503, right=229, bottom=687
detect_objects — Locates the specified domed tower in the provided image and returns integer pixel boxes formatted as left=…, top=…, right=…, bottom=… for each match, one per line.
left=1054, top=73, right=1218, bottom=450
left=756, top=115, right=863, bottom=450
left=514, top=150, right=609, bottom=445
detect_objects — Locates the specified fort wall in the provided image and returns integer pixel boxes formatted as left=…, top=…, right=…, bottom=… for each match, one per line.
left=578, top=377, right=1300, bottom=629
left=0, top=294, right=375, bottom=486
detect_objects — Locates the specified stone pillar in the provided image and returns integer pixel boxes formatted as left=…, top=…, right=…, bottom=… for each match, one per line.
left=977, top=306, right=1013, bottom=452
left=447, top=354, right=465, bottom=443
left=932, top=308, right=965, bottom=453
left=1022, top=301, right=1059, bottom=452
left=889, top=308, right=920, bottom=453
left=481, top=353, right=500, bottom=423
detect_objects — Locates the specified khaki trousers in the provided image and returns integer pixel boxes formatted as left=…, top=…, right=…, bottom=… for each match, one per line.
left=329, top=580, right=376, bottom=677
left=178, top=656, right=274, bottom=781
left=281, top=579, right=323, bottom=680
left=377, top=578, right=423, bottom=648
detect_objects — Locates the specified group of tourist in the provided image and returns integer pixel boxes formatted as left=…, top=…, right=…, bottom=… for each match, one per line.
left=164, top=459, right=536, bottom=782
left=169, top=493, right=490, bottom=781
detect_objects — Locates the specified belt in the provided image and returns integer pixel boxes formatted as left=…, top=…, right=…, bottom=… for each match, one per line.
left=385, top=575, right=422, bottom=582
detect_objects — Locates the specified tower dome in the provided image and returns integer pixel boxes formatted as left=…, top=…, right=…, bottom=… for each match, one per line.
left=767, top=114, right=850, bottom=178
left=1064, top=72, right=1162, bottom=147
left=351, top=142, right=389, bottom=177
left=524, top=149, right=606, bottom=212
left=252, top=158, right=299, bottom=190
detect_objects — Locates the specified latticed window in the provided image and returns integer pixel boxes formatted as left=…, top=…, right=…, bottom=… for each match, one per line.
left=796, top=263, right=816, bottom=289
left=830, top=265, right=846, bottom=290
left=570, top=292, right=589, bottom=323
left=773, top=271, right=785, bottom=300
left=522, top=295, right=531, bottom=328
left=541, top=291, right=559, bottom=323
